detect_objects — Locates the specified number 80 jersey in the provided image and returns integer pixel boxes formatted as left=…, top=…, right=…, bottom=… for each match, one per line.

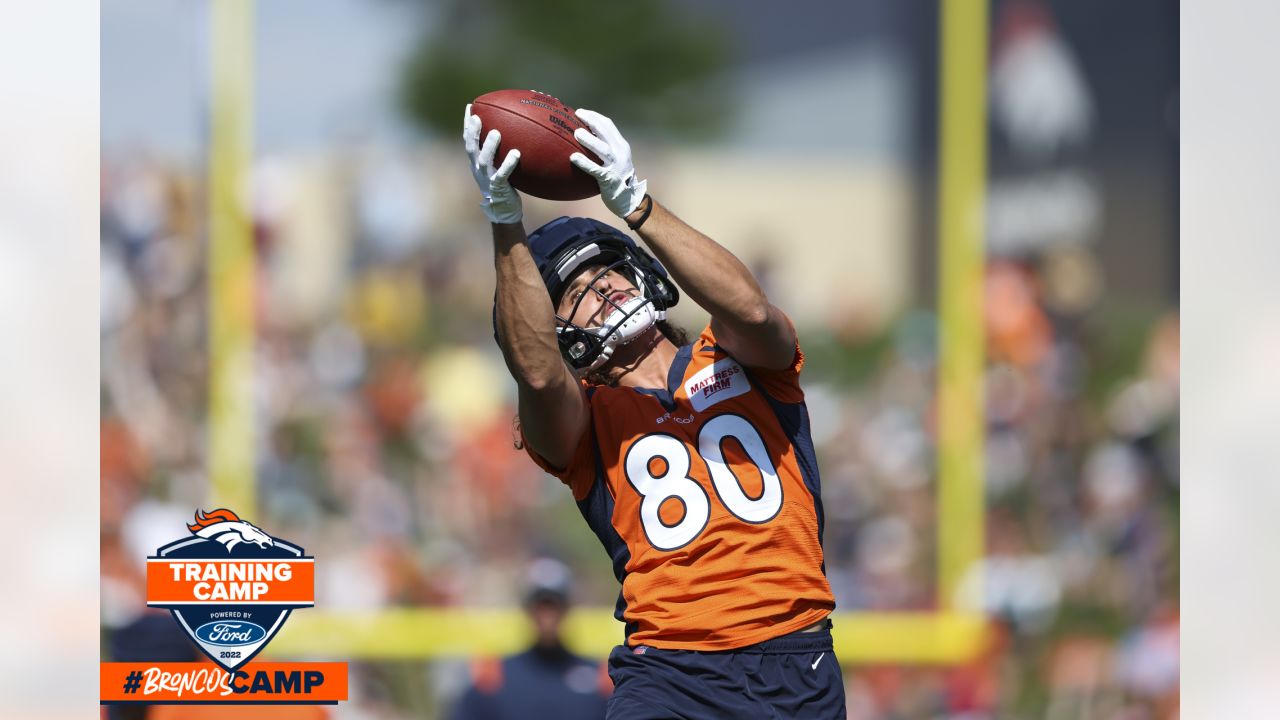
left=525, top=324, right=835, bottom=651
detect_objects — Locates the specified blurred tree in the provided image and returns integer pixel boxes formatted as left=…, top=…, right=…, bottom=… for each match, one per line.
left=397, top=0, right=735, bottom=140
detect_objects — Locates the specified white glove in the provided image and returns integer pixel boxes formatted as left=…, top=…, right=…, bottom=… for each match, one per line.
left=463, top=104, right=523, bottom=224
left=569, top=109, right=648, bottom=218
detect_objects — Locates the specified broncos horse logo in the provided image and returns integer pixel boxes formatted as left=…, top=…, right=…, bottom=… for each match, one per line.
left=188, top=509, right=275, bottom=552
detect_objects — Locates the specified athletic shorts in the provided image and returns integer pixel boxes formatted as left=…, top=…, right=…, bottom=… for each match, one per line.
left=605, top=620, right=846, bottom=720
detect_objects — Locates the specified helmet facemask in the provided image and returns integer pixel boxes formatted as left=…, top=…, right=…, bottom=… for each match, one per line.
left=492, top=216, right=679, bottom=374
left=555, top=257, right=670, bottom=373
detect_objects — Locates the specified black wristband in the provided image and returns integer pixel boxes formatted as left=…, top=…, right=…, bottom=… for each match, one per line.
left=626, top=194, right=654, bottom=231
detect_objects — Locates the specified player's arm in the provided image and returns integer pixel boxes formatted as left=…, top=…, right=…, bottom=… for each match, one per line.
left=628, top=199, right=795, bottom=370
left=493, top=223, right=589, bottom=469
left=465, top=106, right=588, bottom=469
left=570, top=109, right=796, bottom=370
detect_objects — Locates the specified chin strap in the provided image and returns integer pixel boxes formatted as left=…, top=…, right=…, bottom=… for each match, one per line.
left=573, top=296, right=665, bottom=374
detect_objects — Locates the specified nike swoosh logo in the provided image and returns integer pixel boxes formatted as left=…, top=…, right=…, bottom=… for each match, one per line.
left=811, top=652, right=825, bottom=670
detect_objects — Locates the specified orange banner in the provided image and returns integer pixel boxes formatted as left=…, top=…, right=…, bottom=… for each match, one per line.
left=146, top=559, right=314, bottom=605
left=101, top=662, right=347, bottom=704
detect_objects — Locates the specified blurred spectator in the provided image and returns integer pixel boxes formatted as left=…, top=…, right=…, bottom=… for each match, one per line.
left=447, top=559, right=609, bottom=720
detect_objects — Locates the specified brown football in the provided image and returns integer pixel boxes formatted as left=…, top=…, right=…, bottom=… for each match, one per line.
left=470, top=89, right=602, bottom=201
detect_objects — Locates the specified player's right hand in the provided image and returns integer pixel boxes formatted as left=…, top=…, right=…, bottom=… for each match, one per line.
left=464, top=104, right=523, bottom=225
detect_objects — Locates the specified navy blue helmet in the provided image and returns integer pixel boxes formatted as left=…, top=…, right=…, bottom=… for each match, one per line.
left=493, top=216, right=679, bottom=371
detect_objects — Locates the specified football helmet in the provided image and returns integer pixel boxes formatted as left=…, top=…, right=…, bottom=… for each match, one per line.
left=495, top=216, right=679, bottom=372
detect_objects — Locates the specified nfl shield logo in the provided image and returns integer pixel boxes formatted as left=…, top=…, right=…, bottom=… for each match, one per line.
left=146, top=509, right=314, bottom=672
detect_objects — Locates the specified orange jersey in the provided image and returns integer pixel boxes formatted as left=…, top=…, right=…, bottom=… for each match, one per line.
left=525, top=324, right=835, bottom=651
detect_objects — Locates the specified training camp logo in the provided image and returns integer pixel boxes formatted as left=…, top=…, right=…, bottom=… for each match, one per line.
left=146, top=509, right=314, bottom=672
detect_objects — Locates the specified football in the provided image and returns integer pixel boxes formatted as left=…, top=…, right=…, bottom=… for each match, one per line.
left=470, top=89, right=601, bottom=201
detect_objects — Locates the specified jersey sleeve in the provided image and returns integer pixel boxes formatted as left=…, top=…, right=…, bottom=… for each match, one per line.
left=699, top=321, right=806, bottom=404
left=520, top=411, right=599, bottom=501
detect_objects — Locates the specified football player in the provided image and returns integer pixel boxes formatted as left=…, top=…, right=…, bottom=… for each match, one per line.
left=464, top=105, right=846, bottom=719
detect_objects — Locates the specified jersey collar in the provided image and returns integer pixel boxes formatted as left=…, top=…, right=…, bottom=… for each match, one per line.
left=629, top=341, right=693, bottom=412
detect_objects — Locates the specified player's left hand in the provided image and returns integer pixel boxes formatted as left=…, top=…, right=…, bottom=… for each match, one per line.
left=570, top=109, right=648, bottom=219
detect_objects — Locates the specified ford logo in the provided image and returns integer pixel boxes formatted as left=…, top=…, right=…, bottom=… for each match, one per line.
left=194, top=621, right=267, bottom=646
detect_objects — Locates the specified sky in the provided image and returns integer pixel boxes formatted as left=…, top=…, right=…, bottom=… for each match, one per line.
left=102, top=0, right=424, bottom=158
left=101, top=0, right=910, bottom=162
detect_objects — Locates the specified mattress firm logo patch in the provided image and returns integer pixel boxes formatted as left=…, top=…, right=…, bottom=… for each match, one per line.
left=684, top=359, right=749, bottom=412
left=146, top=509, right=314, bottom=672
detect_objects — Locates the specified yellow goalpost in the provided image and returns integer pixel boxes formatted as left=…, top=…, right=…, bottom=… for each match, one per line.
left=207, top=0, right=256, bottom=520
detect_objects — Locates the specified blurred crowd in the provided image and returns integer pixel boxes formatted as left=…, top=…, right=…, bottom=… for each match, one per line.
left=100, top=148, right=1178, bottom=720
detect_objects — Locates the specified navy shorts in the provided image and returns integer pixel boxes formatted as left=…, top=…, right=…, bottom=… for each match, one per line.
left=605, top=620, right=846, bottom=720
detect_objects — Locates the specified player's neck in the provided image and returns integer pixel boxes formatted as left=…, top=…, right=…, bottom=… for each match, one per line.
left=606, top=330, right=678, bottom=391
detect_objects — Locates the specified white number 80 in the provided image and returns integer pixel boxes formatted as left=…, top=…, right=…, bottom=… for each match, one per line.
left=623, top=415, right=783, bottom=551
